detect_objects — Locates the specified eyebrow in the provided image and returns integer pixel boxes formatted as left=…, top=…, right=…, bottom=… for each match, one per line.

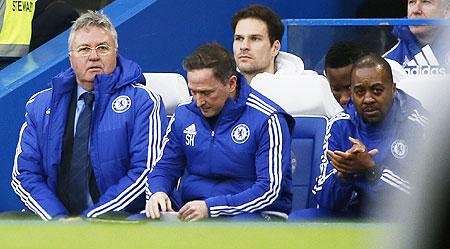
left=76, top=41, right=109, bottom=47
left=234, top=34, right=264, bottom=38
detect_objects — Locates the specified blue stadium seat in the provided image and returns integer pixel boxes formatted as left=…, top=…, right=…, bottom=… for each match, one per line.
left=290, top=115, right=327, bottom=211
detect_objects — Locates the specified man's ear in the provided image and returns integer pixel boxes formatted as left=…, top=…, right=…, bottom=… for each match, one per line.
left=228, top=75, right=238, bottom=93
left=272, top=40, right=281, bottom=57
left=393, top=82, right=397, bottom=95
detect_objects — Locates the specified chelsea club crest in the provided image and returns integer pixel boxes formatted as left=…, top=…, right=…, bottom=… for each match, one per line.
left=231, top=124, right=250, bottom=144
left=112, top=95, right=131, bottom=113
left=391, top=139, right=408, bottom=159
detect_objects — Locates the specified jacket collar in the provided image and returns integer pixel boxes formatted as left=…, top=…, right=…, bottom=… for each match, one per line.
left=187, top=73, right=251, bottom=121
left=50, top=54, right=145, bottom=96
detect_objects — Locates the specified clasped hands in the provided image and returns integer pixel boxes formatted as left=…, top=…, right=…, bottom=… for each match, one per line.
left=327, top=137, right=378, bottom=179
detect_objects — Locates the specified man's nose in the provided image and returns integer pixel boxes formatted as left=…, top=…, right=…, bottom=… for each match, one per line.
left=240, top=38, right=250, bottom=50
left=88, top=49, right=100, bottom=60
left=194, top=94, right=205, bottom=107
left=411, top=2, right=423, bottom=15
left=363, top=92, right=376, bottom=104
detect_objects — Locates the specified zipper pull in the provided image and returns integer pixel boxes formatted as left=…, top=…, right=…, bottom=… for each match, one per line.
left=211, top=131, right=215, bottom=137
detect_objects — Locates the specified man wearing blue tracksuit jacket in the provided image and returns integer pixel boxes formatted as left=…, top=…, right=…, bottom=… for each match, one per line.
left=12, top=11, right=166, bottom=220
left=383, top=25, right=449, bottom=75
left=313, top=54, right=429, bottom=218
left=382, top=0, right=450, bottom=75
left=146, top=43, right=293, bottom=221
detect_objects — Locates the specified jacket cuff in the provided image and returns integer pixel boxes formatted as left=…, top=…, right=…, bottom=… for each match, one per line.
left=205, top=195, right=226, bottom=215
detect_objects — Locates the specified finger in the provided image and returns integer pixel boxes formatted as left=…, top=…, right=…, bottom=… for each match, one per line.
left=179, top=203, right=194, bottom=220
left=166, top=199, right=174, bottom=212
left=151, top=199, right=161, bottom=219
left=368, top=149, right=379, bottom=157
left=145, top=202, right=152, bottom=218
left=330, top=158, right=346, bottom=171
left=328, top=150, right=345, bottom=160
left=348, top=145, right=365, bottom=154
left=333, top=151, right=358, bottom=162
left=178, top=203, right=188, bottom=216
left=159, top=198, right=167, bottom=213
left=189, top=214, right=201, bottom=222
left=181, top=208, right=195, bottom=220
left=348, top=136, right=362, bottom=145
left=330, top=158, right=353, bottom=173
left=333, top=150, right=350, bottom=159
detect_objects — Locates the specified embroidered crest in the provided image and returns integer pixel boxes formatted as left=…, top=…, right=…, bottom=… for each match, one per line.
left=391, top=139, right=408, bottom=159
left=184, top=123, right=197, bottom=146
left=231, top=124, right=250, bottom=144
left=112, top=95, right=131, bottom=113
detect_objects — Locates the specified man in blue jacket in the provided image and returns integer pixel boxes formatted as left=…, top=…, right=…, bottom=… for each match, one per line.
left=12, top=11, right=167, bottom=220
left=313, top=53, right=429, bottom=218
left=383, top=0, right=450, bottom=75
left=146, top=43, right=293, bottom=221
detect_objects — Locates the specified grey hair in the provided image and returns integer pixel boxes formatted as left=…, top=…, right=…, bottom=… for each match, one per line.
left=68, top=10, right=118, bottom=50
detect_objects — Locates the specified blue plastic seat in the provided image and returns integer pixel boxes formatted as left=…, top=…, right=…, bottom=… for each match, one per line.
left=290, top=115, right=327, bottom=211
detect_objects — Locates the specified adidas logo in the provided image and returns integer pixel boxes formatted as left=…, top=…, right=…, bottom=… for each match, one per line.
left=404, top=45, right=447, bottom=75
left=183, top=123, right=197, bottom=135
left=184, top=123, right=196, bottom=146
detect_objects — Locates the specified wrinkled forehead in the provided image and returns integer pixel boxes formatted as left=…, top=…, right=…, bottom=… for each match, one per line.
left=71, top=26, right=114, bottom=46
left=351, top=66, right=392, bottom=87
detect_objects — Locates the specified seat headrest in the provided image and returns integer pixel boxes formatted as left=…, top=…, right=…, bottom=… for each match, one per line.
left=251, top=73, right=342, bottom=117
left=143, top=73, right=190, bottom=114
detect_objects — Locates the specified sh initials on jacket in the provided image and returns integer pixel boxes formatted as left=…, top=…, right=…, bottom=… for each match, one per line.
left=184, top=123, right=197, bottom=146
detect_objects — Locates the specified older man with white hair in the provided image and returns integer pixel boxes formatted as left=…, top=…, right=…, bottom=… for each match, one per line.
left=384, top=0, right=450, bottom=75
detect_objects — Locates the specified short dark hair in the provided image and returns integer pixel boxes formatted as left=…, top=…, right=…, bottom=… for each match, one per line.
left=231, top=4, right=284, bottom=45
left=325, top=41, right=367, bottom=69
left=183, top=43, right=237, bottom=84
left=351, top=53, right=393, bottom=84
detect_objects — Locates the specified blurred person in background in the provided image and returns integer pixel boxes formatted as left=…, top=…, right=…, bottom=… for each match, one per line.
left=324, top=41, right=368, bottom=107
left=30, top=0, right=79, bottom=51
left=383, top=0, right=450, bottom=75
left=0, top=0, right=35, bottom=69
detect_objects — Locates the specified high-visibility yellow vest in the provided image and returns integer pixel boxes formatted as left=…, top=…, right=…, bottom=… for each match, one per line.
left=0, top=0, right=35, bottom=57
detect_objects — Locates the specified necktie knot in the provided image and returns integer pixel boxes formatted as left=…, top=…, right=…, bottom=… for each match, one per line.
left=82, top=92, right=94, bottom=108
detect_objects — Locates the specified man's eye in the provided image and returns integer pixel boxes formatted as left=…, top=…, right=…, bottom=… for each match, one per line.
left=77, top=47, right=90, bottom=53
left=97, top=45, right=110, bottom=53
left=354, top=89, right=364, bottom=95
left=373, top=88, right=383, bottom=95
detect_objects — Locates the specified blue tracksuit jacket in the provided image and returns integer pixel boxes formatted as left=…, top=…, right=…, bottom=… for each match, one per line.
left=148, top=76, right=294, bottom=217
left=383, top=25, right=449, bottom=75
left=313, top=89, right=428, bottom=217
left=12, top=55, right=167, bottom=220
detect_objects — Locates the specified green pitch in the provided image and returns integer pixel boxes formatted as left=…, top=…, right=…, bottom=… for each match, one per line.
left=0, top=220, right=394, bottom=249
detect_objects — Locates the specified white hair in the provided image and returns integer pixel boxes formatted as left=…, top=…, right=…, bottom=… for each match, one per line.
left=68, top=10, right=118, bottom=50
